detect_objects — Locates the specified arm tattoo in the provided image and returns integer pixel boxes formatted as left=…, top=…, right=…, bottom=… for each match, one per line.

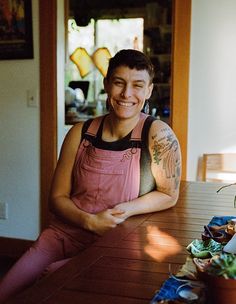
left=151, top=128, right=181, bottom=181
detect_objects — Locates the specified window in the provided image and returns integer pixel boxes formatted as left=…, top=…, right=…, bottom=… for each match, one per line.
left=65, top=18, right=143, bottom=123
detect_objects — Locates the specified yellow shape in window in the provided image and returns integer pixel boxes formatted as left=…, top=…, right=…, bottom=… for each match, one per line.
left=92, top=47, right=112, bottom=77
left=70, top=47, right=93, bottom=78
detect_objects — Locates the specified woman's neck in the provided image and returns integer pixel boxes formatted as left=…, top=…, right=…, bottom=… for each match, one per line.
left=102, top=113, right=140, bottom=142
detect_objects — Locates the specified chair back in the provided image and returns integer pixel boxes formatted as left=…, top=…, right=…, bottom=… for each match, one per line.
left=202, top=153, right=236, bottom=182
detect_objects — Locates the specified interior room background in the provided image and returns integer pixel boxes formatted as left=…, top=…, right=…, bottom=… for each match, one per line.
left=0, top=0, right=236, bottom=241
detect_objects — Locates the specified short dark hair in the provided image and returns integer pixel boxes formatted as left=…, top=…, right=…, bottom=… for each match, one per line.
left=106, top=49, right=155, bottom=83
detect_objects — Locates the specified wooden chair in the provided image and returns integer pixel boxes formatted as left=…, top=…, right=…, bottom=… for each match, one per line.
left=202, top=153, right=236, bottom=182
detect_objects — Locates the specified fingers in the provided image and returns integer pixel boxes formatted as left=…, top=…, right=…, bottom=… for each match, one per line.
left=91, top=209, right=126, bottom=235
left=115, top=218, right=125, bottom=225
left=102, top=209, right=125, bottom=225
left=109, top=208, right=125, bottom=215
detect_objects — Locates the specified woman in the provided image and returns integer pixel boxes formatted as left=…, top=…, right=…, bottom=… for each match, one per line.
left=0, top=49, right=181, bottom=303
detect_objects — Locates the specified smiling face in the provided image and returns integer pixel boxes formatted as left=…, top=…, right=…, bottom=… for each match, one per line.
left=104, top=65, right=153, bottom=120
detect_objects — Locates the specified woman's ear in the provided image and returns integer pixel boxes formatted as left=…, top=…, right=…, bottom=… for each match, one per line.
left=146, top=83, right=154, bottom=99
left=105, top=98, right=110, bottom=111
left=103, top=78, right=111, bottom=111
left=103, top=78, right=108, bottom=93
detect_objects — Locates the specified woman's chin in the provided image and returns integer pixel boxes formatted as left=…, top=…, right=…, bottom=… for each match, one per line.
left=111, top=106, right=142, bottom=119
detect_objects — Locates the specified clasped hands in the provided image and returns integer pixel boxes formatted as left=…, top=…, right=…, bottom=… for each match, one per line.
left=87, top=203, right=130, bottom=236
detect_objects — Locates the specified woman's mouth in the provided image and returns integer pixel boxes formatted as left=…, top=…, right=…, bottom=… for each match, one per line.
left=117, top=100, right=135, bottom=107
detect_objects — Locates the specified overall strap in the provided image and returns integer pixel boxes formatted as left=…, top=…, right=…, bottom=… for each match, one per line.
left=81, top=113, right=156, bottom=149
left=83, top=113, right=149, bottom=142
left=130, top=113, right=149, bottom=142
left=139, top=114, right=157, bottom=196
left=85, top=115, right=105, bottom=137
left=140, top=114, right=156, bottom=147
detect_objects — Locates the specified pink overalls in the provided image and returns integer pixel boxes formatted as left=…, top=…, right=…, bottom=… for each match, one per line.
left=0, top=113, right=149, bottom=302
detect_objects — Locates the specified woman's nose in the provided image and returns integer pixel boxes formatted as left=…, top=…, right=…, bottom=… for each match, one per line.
left=121, top=85, right=132, bottom=98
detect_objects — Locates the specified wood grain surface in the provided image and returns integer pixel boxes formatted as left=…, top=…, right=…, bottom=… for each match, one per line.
left=7, top=182, right=236, bottom=303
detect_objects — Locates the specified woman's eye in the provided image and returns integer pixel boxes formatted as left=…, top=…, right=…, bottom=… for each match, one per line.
left=114, top=81, right=124, bottom=86
left=134, top=84, right=143, bottom=88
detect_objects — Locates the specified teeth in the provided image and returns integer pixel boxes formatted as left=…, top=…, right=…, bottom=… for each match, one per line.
left=118, top=101, right=133, bottom=107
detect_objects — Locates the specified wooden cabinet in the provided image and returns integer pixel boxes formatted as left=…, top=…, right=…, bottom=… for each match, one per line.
left=144, top=2, right=172, bottom=124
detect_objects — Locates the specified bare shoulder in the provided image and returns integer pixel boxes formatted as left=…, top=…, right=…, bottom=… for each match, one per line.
left=149, top=119, right=176, bottom=138
left=59, top=122, right=84, bottom=160
left=66, top=122, right=84, bottom=142
left=148, top=119, right=179, bottom=146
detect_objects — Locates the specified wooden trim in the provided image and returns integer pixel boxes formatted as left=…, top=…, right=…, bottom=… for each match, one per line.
left=0, top=237, right=33, bottom=258
left=202, top=154, right=207, bottom=181
left=171, top=0, right=191, bottom=181
left=39, top=1, right=58, bottom=230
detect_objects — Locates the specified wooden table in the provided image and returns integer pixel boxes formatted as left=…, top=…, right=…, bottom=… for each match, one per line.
left=7, top=182, right=236, bottom=304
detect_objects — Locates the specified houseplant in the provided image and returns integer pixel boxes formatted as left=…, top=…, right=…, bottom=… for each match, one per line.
left=196, top=252, right=236, bottom=303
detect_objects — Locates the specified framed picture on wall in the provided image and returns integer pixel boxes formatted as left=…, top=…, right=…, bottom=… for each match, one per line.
left=0, top=0, right=33, bottom=60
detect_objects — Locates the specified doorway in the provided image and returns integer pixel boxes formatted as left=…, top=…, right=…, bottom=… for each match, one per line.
left=66, top=1, right=173, bottom=126
left=65, top=17, right=144, bottom=125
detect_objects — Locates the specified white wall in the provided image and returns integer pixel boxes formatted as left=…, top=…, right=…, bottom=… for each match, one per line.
left=187, top=0, right=236, bottom=180
left=0, top=1, right=40, bottom=240
left=0, top=0, right=65, bottom=241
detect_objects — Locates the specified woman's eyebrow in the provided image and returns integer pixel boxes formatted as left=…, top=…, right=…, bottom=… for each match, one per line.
left=112, top=76, right=146, bottom=83
left=133, top=80, right=146, bottom=83
left=112, top=76, right=125, bottom=81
